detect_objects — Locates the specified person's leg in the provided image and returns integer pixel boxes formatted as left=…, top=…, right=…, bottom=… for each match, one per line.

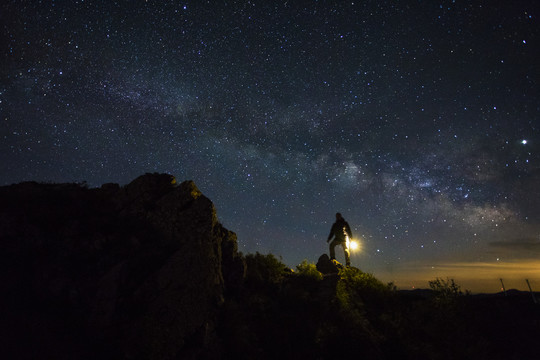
left=343, top=243, right=350, bottom=266
left=329, top=240, right=336, bottom=260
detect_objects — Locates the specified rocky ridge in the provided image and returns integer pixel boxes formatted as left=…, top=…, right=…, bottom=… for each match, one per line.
left=0, top=173, right=244, bottom=359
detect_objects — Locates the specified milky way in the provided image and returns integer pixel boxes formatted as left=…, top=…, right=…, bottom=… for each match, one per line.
left=2, top=1, right=539, bottom=291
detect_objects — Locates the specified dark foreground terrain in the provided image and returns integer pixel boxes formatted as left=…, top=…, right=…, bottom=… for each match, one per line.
left=1, top=173, right=539, bottom=359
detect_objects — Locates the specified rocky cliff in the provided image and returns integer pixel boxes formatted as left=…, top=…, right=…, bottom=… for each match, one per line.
left=0, top=173, right=245, bottom=360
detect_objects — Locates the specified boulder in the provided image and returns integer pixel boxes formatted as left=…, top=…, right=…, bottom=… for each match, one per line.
left=316, top=253, right=344, bottom=275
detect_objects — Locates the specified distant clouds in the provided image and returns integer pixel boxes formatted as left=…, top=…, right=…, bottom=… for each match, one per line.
left=490, top=237, right=540, bottom=257
left=379, top=260, right=540, bottom=293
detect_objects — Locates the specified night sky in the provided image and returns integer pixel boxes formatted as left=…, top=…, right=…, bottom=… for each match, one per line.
left=2, top=1, right=539, bottom=292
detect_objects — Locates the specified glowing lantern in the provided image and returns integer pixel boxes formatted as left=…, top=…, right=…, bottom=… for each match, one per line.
left=346, top=236, right=361, bottom=252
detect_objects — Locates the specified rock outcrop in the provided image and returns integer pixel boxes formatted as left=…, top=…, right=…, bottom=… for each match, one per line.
left=316, top=253, right=343, bottom=274
left=0, top=173, right=245, bottom=360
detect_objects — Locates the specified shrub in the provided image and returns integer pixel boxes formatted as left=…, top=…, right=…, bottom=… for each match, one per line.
left=429, top=277, right=463, bottom=298
left=428, top=277, right=468, bottom=308
left=336, top=267, right=389, bottom=317
left=338, top=267, right=388, bottom=294
left=296, top=260, right=323, bottom=281
left=244, top=252, right=289, bottom=287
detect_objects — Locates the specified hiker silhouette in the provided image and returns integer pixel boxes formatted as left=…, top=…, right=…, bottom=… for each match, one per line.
left=327, top=212, right=352, bottom=266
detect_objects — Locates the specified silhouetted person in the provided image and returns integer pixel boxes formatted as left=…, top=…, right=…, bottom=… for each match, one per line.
left=327, top=212, right=352, bottom=266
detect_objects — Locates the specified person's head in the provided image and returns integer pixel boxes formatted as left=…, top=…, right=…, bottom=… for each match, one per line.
left=336, top=212, right=343, bottom=220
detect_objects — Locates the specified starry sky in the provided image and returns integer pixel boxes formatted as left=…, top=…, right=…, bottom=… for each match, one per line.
left=2, top=0, right=539, bottom=292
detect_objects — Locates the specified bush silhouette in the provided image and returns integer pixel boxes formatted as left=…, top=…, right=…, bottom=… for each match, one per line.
left=296, top=260, right=323, bottom=281
left=428, top=277, right=468, bottom=308
left=336, top=266, right=389, bottom=311
left=429, top=277, right=464, bottom=297
left=244, top=252, right=289, bottom=289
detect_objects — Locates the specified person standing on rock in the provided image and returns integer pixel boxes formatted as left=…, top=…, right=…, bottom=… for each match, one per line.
left=327, top=212, right=352, bottom=266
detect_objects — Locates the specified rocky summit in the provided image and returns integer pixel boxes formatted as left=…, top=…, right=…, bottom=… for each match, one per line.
left=0, top=173, right=245, bottom=360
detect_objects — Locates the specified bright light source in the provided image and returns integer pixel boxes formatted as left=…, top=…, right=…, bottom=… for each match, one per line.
left=347, top=236, right=361, bottom=252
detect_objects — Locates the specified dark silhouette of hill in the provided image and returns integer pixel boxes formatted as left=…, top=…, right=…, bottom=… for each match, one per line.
left=1, top=173, right=539, bottom=359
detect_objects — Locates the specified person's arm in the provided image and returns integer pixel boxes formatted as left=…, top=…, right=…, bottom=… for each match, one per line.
left=327, top=224, right=335, bottom=242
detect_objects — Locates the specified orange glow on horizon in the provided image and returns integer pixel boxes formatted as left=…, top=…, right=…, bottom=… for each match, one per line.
left=376, top=260, right=540, bottom=293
